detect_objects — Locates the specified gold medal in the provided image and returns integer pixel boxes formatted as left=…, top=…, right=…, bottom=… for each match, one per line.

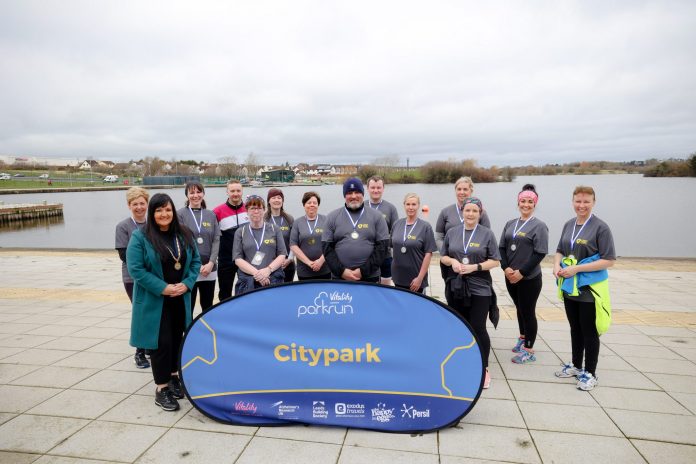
left=174, top=262, right=182, bottom=270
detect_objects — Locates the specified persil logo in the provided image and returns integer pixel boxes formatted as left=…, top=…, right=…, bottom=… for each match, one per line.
left=371, top=403, right=395, bottom=423
left=297, top=291, right=354, bottom=318
left=401, top=404, right=431, bottom=419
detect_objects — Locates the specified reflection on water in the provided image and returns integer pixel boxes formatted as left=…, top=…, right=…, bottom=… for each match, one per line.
left=0, top=214, right=65, bottom=232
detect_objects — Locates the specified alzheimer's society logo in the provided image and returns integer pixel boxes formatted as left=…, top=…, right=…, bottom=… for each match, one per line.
left=297, top=291, right=354, bottom=318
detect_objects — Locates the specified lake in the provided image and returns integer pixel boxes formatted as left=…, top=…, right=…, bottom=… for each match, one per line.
left=1, top=174, right=695, bottom=258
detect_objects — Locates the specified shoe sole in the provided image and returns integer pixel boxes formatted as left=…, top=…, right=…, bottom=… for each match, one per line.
left=155, top=400, right=180, bottom=411
left=512, top=357, right=536, bottom=364
left=133, top=361, right=150, bottom=369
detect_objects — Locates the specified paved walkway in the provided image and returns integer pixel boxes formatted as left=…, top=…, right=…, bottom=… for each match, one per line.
left=1, top=250, right=695, bottom=463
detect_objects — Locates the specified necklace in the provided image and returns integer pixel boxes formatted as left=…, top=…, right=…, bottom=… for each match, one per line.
left=165, top=236, right=182, bottom=270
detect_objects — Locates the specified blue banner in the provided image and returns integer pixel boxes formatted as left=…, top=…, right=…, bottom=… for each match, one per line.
left=180, top=281, right=484, bottom=432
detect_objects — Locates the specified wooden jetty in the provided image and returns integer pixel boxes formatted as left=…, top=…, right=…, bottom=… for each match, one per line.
left=0, top=202, right=64, bottom=225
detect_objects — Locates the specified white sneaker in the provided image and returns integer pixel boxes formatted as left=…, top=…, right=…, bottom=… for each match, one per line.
left=555, top=362, right=583, bottom=378
left=577, top=372, right=598, bottom=391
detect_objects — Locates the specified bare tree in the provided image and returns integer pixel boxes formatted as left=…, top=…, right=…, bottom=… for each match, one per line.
left=218, top=155, right=239, bottom=179
left=244, top=152, right=261, bottom=179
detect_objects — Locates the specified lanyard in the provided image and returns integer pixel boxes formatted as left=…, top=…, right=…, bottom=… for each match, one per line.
left=165, top=235, right=181, bottom=261
left=369, top=201, right=382, bottom=211
left=456, top=204, right=465, bottom=223
left=249, top=224, right=266, bottom=251
left=512, top=216, right=534, bottom=238
left=131, top=217, right=145, bottom=228
left=570, top=214, right=592, bottom=251
left=462, top=224, right=478, bottom=255
left=344, top=207, right=365, bottom=232
left=188, top=207, right=203, bottom=235
left=306, top=216, right=319, bottom=235
left=403, top=219, right=418, bottom=243
left=271, top=215, right=284, bottom=228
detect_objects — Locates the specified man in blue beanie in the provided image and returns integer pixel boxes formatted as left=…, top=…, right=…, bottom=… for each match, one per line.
left=321, top=177, right=389, bottom=282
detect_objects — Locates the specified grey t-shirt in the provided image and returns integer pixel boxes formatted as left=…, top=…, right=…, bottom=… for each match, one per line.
left=290, top=214, right=330, bottom=277
left=233, top=223, right=288, bottom=275
left=322, top=206, right=389, bottom=275
left=499, top=217, right=549, bottom=279
left=436, top=203, right=491, bottom=243
left=556, top=214, right=616, bottom=302
left=391, top=218, right=437, bottom=288
left=268, top=214, right=294, bottom=255
left=177, top=207, right=221, bottom=267
left=441, top=224, right=501, bottom=296
left=366, top=199, right=399, bottom=256
left=115, top=217, right=145, bottom=283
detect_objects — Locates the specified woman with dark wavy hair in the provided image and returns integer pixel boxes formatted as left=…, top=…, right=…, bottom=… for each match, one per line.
left=127, top=193, right=201, bottom=412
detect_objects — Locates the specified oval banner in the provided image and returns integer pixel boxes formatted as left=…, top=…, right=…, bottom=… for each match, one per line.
left=180, top=281, right=484, bottom=432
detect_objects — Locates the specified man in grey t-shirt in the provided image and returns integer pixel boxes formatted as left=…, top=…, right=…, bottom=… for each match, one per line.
left=365, top=176, right=399, bottom=285
left=322, top=177, right=390, bottom=282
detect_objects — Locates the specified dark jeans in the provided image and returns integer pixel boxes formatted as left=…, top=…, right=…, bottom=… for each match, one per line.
left=564, top=298, right=600, bottom=375
left=505, top=274, right=542, bottom=349
left=150, top=296, right=186, bottom=385
left=191, top=280, right=216, bottom=315
left=217, top=264, right=237, bottom=302
left=445, top=288, right=491, bottom=368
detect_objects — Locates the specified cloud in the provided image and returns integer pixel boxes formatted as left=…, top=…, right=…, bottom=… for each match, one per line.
left=1, top=0, right=695, bottom=166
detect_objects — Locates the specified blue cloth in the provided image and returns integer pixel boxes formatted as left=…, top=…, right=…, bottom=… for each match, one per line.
left=559, top=253, right=608, bottom=295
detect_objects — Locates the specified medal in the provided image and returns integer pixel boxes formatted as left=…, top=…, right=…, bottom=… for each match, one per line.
left=344, top=207, right=364, bottom=243
left=308, top=238, right=315, bottom=245
left=174, top=262, right=182, bottom=270
left=510, top=244, right=517, bottom=252
left=165, top=236, right=182, bottom=271
left=188, top=207, right=204, bottom=239
left=462, top=257, right=469, bottom=264
left=568, top=254, right=576, bottom=261
left=197, top=237, right=204, bottom=245
left=351, top=231, right=359, bottom=239
left=401, top=246, right=407, bottom=254
left=402, top=219, right=418, bottom=253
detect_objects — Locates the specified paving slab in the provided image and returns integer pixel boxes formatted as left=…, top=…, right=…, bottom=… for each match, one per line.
left=531, top=430, right=646, bottom=464
left=98, top=394, right=191, bottom=426
left=590, top=387, right=692, bottom=414
left=0, top=414, right=89, bottom=454
left=173, top=407, right=259, bottom=435
left=339, top=446, right=439, bottom=464
left=508, top=380, right=598, bottom=406
left=34, top=456, right=107, bottom=463
left=236, top=436, right=341, bottom=464
left=631, top=440, right=696, bottom=464
left=0, top=348, right=76, bottom=366
left=0, top=385, right=62, bottom=414
left=48, top=420, right=167, bottom=462
left=644, top=372, right=696, bottom=394
left=518, top=402, right=622, bottom=437
left=0, top=451, right=39, bottom=463
left=439, top=424, right=540, bottom=463
left=0, top=363, right=41, bottom=383
left=606, top=409, right=696, bottom=445
left=10, top=366, right=98, bottom=388
left=70, top=369, right=151, bottom=394
left=134, top=428, right=251, bottom=463
left=27, top=389, right=127, bottom=419
left=258, top=424, right=346, bottom=445
left=460, top=398, right=526, bottom=428
left=345, top=428, right=437, bottom=454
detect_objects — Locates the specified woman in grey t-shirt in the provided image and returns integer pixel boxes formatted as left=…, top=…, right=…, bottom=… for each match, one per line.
left=290, top=191, right=330, bottom=280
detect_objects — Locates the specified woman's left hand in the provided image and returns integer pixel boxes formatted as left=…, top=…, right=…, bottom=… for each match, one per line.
left=508, top=270, right=523, bottom=284
left=558, top=266, right=578, bottom=278
left=281, top=258, right=292, bottom=269
left=409, top=276, right=424, bottom=292
left=199, top=262, right=214, bottom=277
left=460, top=264, right=477, bottom=275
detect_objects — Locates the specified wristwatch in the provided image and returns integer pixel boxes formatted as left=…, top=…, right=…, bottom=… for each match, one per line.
left=477, top=263, right=482, bottom=271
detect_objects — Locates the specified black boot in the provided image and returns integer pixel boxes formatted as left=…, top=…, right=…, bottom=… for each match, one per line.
left=155, top=387, right=180, bottom=411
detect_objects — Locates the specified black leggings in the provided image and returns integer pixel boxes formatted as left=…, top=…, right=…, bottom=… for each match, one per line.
left=506, top=274, right=542, bottom=349
left=445, top=289, right=491, bottom=368
left=298, top=273, right=332, bottom=281
left=191, top=280, right=216, bottom=315
left=564, top=298, right=599, bottom=376
left=151, top=297, right=186, bottom=385
left=284, top=262, right=296, bottom=283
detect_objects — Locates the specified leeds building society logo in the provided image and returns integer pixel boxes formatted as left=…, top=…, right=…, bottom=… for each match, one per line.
left=297, top=291, right=354, bottom=318
left=270, top=401, right=300, bottom=418
left=371, top=402, right=395, bottom=423
left=401, top=404, right=431, bottom=419
left=312, top=401, right=328, bottom=419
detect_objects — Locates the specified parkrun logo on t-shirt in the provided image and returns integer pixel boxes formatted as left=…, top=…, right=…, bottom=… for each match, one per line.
left=297, top=291, right=354, bottom=318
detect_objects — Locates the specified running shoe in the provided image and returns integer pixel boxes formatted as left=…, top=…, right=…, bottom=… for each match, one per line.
left=512, top=337, right=525, bottom=353
left=512, top=348, right=536, bottom=364
left=554, top=362, right=583, bottom=378
left=169, top=376, right=184, bottom=399
left=134, top=350, right=150, bottom=369
left=155, top=387, right=180, bottom=411
left=483, top=369, right=491, bottom=389
left=577, top=372, right=598, bottom=391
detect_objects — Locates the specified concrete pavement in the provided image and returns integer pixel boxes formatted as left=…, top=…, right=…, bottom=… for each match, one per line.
left=1, top=250, right=695, bottom=463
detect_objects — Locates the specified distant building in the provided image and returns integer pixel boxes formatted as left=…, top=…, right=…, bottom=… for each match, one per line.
left=261, top=168, right=295, bottom=183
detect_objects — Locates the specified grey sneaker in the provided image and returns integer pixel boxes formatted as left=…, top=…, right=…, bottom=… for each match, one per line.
left=555, top=362, right=582, bottom=378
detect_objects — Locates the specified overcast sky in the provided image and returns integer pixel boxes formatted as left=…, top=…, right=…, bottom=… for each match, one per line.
left=1, top=0, right=695, bottom=167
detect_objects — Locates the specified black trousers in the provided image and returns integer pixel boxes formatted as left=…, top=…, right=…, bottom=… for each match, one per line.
left=505, top=274, right=542, bottom=349
left=217, top=264, right=238, bottom=302
left=564, top=298, right=599, bottom=375
left=445, top=289, right=491, bottom=368
left=191, top=280, right=216, bottom=315
left=283, top=262, right=296, bottom=283
left=298, top=273, right=332, bottom=281
left=150, top=296, right=186, bottom=385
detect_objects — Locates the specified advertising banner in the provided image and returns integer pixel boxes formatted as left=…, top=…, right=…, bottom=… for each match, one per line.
left=180, top=281, right=483, bottom=432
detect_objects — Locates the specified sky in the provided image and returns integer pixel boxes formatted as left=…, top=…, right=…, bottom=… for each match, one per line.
left=1, top=0, right=695, bottom=167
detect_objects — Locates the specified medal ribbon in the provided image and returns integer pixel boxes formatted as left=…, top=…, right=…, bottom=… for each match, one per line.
left=249, top=224, right=266, bottom=251
left=512, top=216, right=534, bottom=239
left=570, top=214, right=592, bottom=252
left=403, top=219, right=418, bottom=245
left=271, top=215, right=284, bottom=228
left=188, top=207, right=203, bottom=235
left=306, top=216, right=319, bottom=235
left=462, top=224, right=478, bottom=255
left=344, top=207, right=365, bottom=235
left=165, top=236, right=181, bottom=263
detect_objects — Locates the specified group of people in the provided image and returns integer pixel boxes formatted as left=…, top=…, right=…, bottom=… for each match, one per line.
left=116, top=175, right=615, bottom=412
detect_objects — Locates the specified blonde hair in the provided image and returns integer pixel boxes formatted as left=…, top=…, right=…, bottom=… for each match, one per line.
left=573, top=185, right=596, bottom=200
left=403, top=193, right=420, bottom=204
left=126, top=187, right=149, bottom=205
left=454, top=176, right=474, bottom=191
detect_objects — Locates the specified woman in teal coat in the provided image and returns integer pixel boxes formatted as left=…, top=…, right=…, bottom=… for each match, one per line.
left=128, top=193, right=201, bottom=411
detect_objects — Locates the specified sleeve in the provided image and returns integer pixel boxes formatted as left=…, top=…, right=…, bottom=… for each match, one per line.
left=534, top=222, right=549, bottom=255
left=117, top=248, right=127, bottom=263
left=486, top=230, right=501, bottom=260
left=423, top=223, right=438, bottom=253
left=209, top=216, right=221, bottom=264
left=115, top=221, right=129, bottom=249
left=519, top=252, right=546, bottom=277
left=389, top=205, right=399, bottom=232
left=597, top=222, right=616, bottom=260
left=322, top=241, right=344, bottom=277
left=289, top=220, right=300, bottom=247
left=360, top=239, right=389, bottom=278
left=440, top=230, right=450, bottom=257
left=480, top=210, right=492, bottom=228
left=375, top=212, right=390, bottom=241
left=499, top=222, right=509, bottom=269
left=556, top=221, right=569, bottom=254
left=232, top=226, right=244, bottom=261
left=126, top=233, right=167, bottom=296
left=435, top=209, right=446, bottom=237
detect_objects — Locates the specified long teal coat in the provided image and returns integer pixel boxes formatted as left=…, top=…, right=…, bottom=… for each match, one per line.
left=127, top=229, right=201, bottom=349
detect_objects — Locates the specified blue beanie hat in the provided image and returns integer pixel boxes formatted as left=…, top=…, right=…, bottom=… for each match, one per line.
left=343, top=177, right=364, bottom=196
